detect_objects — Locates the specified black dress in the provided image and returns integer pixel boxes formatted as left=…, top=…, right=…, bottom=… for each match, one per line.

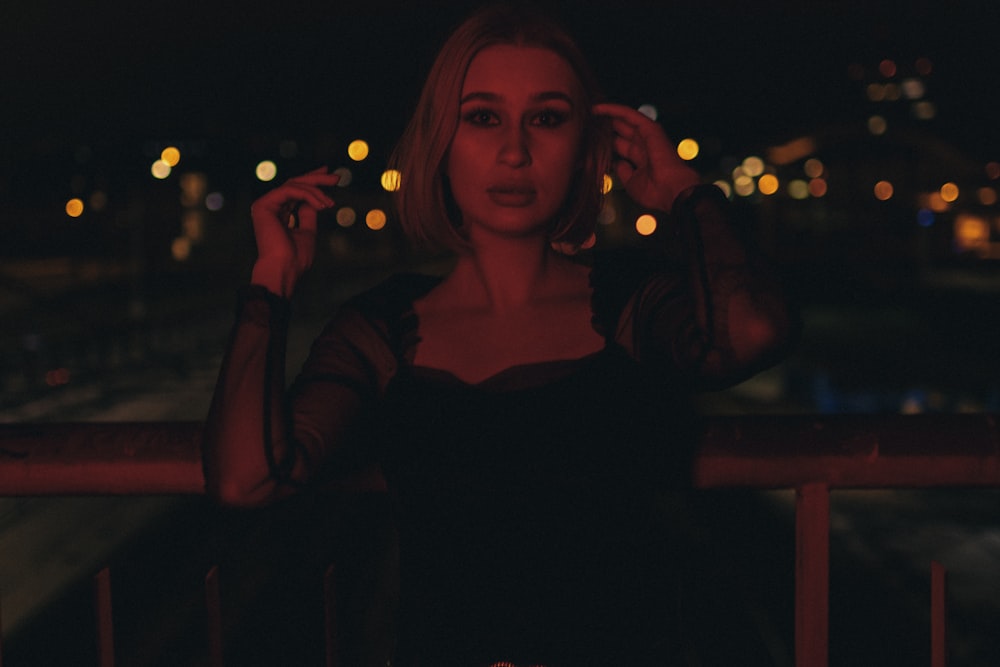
left=339, top=269, right=701, bottom=666
left=205, top=184, right=794, bottom=666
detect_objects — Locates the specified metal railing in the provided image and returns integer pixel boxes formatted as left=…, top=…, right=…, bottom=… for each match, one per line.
left=2, top=414, right=998, bottom=667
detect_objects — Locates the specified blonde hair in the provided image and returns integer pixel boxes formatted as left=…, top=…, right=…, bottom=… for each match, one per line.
left=390, top=3, right=611, bottom=253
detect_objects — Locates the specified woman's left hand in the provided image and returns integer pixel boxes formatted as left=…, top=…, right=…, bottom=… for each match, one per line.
left=593, top=103, right=701, bottom=212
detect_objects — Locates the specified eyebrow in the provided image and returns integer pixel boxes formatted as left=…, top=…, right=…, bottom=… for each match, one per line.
left=459, top=91, right=575, bottom=106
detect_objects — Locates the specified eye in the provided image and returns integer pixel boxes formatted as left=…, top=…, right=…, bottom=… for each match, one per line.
left=531, top=108, right=570, bottom=128
left=463, top=107, right=499, bottom=126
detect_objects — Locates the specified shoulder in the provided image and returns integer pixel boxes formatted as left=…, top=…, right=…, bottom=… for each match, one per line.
left=306, top=273, right=442, bottom=386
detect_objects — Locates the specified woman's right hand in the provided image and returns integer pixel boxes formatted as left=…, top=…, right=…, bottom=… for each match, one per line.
left=249, top=166, right=340, bottom=297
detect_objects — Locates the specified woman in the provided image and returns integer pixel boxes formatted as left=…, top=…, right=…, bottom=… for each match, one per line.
left=204, top=4, right=797, bottom=665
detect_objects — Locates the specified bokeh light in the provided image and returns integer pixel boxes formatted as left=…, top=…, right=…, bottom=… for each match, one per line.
left=172, top=236, right=192, bottom=261
left=788, top=180, right=809, bottom=200
left=161, top=146, right=181, bottom=167
left=366, top=209, right=387, bottom=230
left=637, top=104, right=658, bottom=121
left=874, top=180, right=894, bottom=201
left=337, top=207, right=357, bottom=227
left=635, top=214, right=657, bottom=236
left=742, top=156, right=765, bottom=178
left=333, top=167, right=353, bottom=187
left=601, top=174, right=613, bottom=194
left=381, top=169, right=402, bottom=192
left=902, top=78, right=925, bottom=99
left=712, top=180, right=732, bottom=198
left=206, top=192, right=225, bottom=211
left=986, top=162, right=1000, bottom=180
left=348, top=140, right=369, bottom=161
left=977, top=187, right=997, bottom=206
left=256, top=160, right=277, bottom=182
left=151, top=160, right=172, bottom=179
left=912, top=101, right=936, bottom=120
left=804, top=158, right=824, bottom=178
left=88, top=191, right=108, bottom=211
left=677, top=138, right=699, bottom=161
left=733, top=174, right=755, bottom=197
left=879, top=59, right=897, bottom=78
left=940, top=182, right=959, bottom=203
left=758, top=174, right=779, bottom=195
left=954, top=213, right=990, bottom=253
left=868, top=115, right=888, bottom=136
left=809, top=178, right=828, bottom=197
left=65, top=198, right=84, bottom=217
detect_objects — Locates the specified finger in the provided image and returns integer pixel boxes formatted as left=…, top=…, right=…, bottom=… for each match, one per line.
left=593, top=103, right=656, bottom=128
left=296, top=204, right=319, bottom=234
left=255, top=182, right=335, bottom=216
left=287, top=169, right=341, bottom=188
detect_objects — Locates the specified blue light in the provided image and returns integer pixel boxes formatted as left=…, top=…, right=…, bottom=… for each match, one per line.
left=917, top=208, right=935, bottom=227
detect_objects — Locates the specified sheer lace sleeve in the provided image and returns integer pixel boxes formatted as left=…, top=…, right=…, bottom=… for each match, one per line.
left=202, top=284, right=395, bottom=506
left=608, top=184, right=798, bottom=390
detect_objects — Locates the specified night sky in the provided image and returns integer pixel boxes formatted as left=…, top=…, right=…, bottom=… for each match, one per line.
left=4, top=0, right=999, bottom=164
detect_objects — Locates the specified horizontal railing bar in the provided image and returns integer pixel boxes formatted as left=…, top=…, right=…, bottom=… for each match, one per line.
left=1, top=414, right=998, bottom=496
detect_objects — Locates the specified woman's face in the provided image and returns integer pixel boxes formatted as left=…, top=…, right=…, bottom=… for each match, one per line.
left=445, top=45, right=585, bottom=242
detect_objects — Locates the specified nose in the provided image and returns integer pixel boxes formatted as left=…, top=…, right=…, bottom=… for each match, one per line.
left=497, top=125, right=531, bottom=168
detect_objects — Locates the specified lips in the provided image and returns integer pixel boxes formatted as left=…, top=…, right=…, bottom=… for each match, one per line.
left=487, top=183, right=537, bottom=207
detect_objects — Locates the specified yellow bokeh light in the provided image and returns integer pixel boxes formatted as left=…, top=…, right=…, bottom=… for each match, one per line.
left=151, top=160, right=172, bottom=179
left=635, top=214, right=657, bottom=236
left=65, top=198, right=84, bottom=217
left=602, top=174, right=613, bottom=194
left=940, top=182, right=959, bottom=203
left=336, top=207, right=357, bottom=227
left=256, top=160, right=277, bottom=182
left=742, top=156, right=765, bottom=178
left=977, top=187, right=997, bottom=206
left=734, top=174, right=755, bottom=197
left=788, top=180, right=809, bottom=200
left=381, top=169, right=402, bottom=192
left=677, top=138, right=699, bottom=161
left=348, top=140, right=370, bottom=162
left=758, top=173, right=779, bottom=195
left=366, top=209, right=387, bottom=230
left=874, top=180, right=894, bottom=201
left=713, top=180, right=732, bottom=198
left=161, top=146, right=181, bottom=167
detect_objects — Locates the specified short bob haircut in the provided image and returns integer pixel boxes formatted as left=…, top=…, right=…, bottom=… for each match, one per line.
left=390, top=3, right=611, bottom=253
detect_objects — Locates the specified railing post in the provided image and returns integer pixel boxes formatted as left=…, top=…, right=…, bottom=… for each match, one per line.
left=205, top=566, right=224, bottom=667
left=795, top=482, right=829, bottom=667
left=94, top=567, right=115, bottom=667
left=931, top=560, right=947, bottom=667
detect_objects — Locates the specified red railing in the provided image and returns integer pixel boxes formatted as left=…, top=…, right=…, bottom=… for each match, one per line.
left=2, top=414, right=998, bottom=667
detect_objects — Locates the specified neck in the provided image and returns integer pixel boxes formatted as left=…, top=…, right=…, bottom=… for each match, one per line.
left=452, top=231, right=556, bottom=312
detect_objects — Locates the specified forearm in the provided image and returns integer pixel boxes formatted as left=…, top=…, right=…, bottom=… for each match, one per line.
left=673, top=185, right=798, bottom=384
left=202, top=286, right=300, bottom=506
